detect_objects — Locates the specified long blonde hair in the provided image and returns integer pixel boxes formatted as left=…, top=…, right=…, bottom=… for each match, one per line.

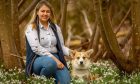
left=28, top=0, right=55, bottom=29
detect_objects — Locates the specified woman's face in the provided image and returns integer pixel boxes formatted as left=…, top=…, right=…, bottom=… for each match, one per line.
left=37, top=5, right=51, bottom=23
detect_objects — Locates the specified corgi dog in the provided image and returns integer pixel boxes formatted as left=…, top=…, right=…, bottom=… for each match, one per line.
left=71, top=49, right=93, bottom=80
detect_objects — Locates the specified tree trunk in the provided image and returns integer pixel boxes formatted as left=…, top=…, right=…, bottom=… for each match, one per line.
left=0, top=0, right=23, bottom=69
left=0, top=38, right=3, bottom=64
left=132, top=0, right=140, bottom=68
left=11, top=0, right=25, bottom=67
left=92, top=27, right=100, bottom=55
left=94, top=0, right=137, bottom=73
left=60, top=0, right=68, bottom=40
left=82, top=10, right=92, bottom=37
left=0, top=1, right=4, bottom=64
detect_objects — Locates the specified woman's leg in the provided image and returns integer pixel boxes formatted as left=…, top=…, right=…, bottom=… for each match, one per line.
left=33, top=56, right=57, bottom=77
left=52, top=53, right=71, bottom=84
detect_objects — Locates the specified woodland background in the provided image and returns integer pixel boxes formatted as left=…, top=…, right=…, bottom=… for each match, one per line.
left=0, top=0, right=140, bottom=76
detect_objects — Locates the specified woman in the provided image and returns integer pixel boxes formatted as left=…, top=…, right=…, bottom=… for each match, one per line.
left=25, top=0, right=71, bottom=84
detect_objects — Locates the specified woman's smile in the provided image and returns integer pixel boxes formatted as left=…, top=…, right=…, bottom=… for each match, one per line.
left=37, top=5, right=51, bottom=22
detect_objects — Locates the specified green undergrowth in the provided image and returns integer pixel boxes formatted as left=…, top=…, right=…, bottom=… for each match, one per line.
left=0, top=60, right=140, bottom=84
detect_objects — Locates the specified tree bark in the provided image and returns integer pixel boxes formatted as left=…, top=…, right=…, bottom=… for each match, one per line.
left=0, top=1, right=4, bottom=64
left=132, top=0, right=140, bottom=68
left=0, top=38, right=3, bottom=64
left=11, top=0, right=25, bottom=67
left=0, top=0, right=23, bottom=69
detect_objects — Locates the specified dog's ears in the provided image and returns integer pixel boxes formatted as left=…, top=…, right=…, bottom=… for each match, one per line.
left=86, top=49, right=94, bottom=56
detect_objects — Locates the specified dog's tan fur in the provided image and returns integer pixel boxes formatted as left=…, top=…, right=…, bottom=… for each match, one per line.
left=71, top=49, right=93, bottom=80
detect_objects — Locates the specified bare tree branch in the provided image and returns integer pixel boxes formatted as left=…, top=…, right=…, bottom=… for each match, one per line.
left=18, top=0, right=25, bottom=8
left=115, top=7, right=131, bottom=34
left=11, top=54, right=25, bottom=60
left=82, top=10, right=92, bottom=37
left=60, top=0, right=68, bottom=40
left=19, top=0, right=40, bottom=24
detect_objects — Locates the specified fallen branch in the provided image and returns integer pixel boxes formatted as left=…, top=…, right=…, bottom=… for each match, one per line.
left=11, top=54, right=25, bottom=60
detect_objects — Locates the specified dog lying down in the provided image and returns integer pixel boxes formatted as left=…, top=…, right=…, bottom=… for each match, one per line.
left=70, top=49, right=94, bottom=80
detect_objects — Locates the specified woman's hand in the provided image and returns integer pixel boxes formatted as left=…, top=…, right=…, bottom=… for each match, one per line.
left=69, top=49, right=76, bottom=59
left=55, top=59, right=64, bottom=69
left=64, top=49, right=76, bottom=61
left=49, top=55, right=64, bottom=69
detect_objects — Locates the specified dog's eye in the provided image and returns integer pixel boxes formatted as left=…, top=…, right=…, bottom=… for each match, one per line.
left=77, top=57, right=80, bottom=59
left=83, top=57, right=86, bottom=59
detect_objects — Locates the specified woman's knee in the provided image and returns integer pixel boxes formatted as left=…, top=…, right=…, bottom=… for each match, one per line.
left=43, top=57, right=57, bottom=68
left=38, top=57, right=57, bottom=77
left=33, top=56, right=57, bottom=75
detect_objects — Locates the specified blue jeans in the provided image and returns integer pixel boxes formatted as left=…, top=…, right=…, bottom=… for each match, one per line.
left=33, top=53, right=71, bottom=84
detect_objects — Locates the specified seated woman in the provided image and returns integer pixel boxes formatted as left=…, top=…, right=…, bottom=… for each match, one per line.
left=25, top=0, right=72, bottom=84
